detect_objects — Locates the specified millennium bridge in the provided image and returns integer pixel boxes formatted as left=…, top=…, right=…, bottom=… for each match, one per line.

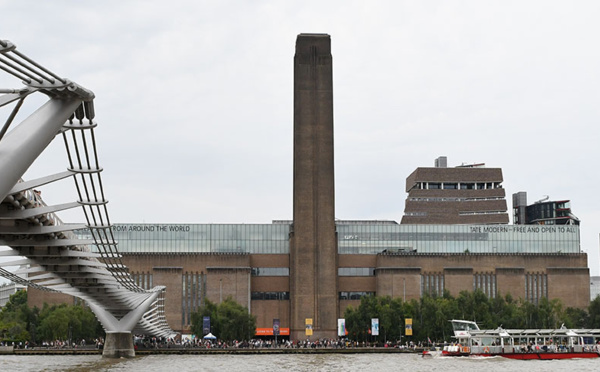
left=0, top=39, right=175, bottom=357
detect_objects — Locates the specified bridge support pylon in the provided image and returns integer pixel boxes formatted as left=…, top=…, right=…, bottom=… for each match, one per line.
left=103, top=332, right=135, bottom=358
left=88, top=290, right=162, bottom=358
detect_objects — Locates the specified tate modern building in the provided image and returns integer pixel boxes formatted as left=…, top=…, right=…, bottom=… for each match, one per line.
left=28, top=35, right=589, bottom=339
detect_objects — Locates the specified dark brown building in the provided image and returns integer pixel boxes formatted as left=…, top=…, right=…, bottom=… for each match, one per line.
left=513, top=191, right=580, bottom=226
left=26, top=221, right=590, bottom=337
left=401, top=156, right=509, bottom=225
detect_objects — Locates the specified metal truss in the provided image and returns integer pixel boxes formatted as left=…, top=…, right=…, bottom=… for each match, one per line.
left=0, top=39, right=174, bottom=338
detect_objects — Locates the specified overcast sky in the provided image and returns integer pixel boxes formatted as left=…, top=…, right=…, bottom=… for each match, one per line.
left=1, top=1, right=599, bottom=276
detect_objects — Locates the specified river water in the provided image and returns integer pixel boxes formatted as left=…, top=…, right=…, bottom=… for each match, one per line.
left=1, top=353, right=599, bottom=372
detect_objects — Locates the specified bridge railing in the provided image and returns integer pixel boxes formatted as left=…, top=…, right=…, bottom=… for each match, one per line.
left=0, top=39, right=175, bottom=339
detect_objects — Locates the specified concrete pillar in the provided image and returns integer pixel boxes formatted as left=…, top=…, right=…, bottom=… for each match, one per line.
left=290, top=33, right=338, bottom=340
left=103, top=332, right=135, bottom=358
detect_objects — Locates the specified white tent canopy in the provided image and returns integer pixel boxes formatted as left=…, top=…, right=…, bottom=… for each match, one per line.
left=203, top=333, right=216, bottom=339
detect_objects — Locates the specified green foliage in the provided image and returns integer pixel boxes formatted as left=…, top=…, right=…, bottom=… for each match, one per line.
left=588, top=296, right=600, bottom=328
left=343, top=291, right=595, bottom=343
left=38, top=304, right=70, bottom=340
left=0, top=290, right=33, bottom=342
left=345, top=295, right=410, bottom=343
left=1, top=291, right=103, bottom=344
left=563, top=307, right=589, bottom=328
left=191, top=297, right=256, bottom=341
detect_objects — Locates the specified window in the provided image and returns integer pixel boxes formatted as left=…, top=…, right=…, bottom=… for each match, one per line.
left=473, top=272, right=496, bottom=298
left=421, top=273, right=444, bottom=297
left=251, top=292, right=290, bottom=300
left=251, top=267, right=289, bottom=276
left=338, top=267, right=375, bottom=276
left=338, top=291, right=375, bottom=300
left=182, top=271, right=205, bottom=326
left=525, top=273, right=547, bottom=305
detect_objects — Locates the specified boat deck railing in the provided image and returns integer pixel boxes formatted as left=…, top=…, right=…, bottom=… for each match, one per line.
left=469, top=344, right=597, bottom=354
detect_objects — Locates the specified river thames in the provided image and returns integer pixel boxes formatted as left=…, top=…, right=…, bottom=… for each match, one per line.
left=1, top=353, right=599, bottom=372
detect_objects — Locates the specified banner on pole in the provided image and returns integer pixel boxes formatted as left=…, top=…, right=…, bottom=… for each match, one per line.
left=337, top=318, right=346, bottom=337
left=273, top=318, right=280, bottom=336
left=305, top=318, right=313, bottom=336
left=405, top=318, right=413, bottom=336
left=371, top=318, right=379, bottom=336
left=203, top=316, right=211, bottom=335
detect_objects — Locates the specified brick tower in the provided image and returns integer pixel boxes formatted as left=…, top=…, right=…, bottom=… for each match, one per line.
left=289, top=33, right=338, bottom=340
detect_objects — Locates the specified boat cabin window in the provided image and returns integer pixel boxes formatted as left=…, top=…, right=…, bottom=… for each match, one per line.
left=451, top=321, right=479, bottom=332
left=471, top=337, right=500, bottom=347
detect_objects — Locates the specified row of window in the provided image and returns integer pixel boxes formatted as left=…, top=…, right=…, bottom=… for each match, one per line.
left=415, top=182, right=502, bottom=190
left=458, top=211, right=507, bottom=216
left=525, top=273, right=548, bottom=305
left=338, top=267, right=375, bottom=276
left=81, top=223, right=580, bottom=255
left=411, top=211, right=507, bottom=218
left=408, top=197, right=505, bottom=202
left=182, top=272, right=206, bottom=326
left=102, top=240, right=289, bottom=254
left=336, top=224, right=579, bottom=255
left=422, top=273, right=444, bottom=297
left=219, top=274, right=545, bottom=303
left=110, top=224, right=290, bottom=241
left=131, top=272, right=153, bottom=290
left=474, top=273, right=497, bottom=299
left=134, top=271, right=202, bottom=327
left=251, top=292, right=290, bottom=300
left=421, top=272, right=543, bottom=302
left=403, top=212, right=427, bottom=217
left=251, top=267, right=289, bottom=276
left=339, top=291, right=376, bottom=300
left=131, top=272, right=207, bottom=327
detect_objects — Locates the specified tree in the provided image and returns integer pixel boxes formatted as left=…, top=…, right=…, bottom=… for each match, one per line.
left=37, top=304, right=71, bottom=341
left=587, top=296, right=600, bottom=328
left=563, top=307, right=588, bottom=329
left=342, top=290, right=593, bottom=345
left=191, top=297, right=256, bottom=341
left=344, top=303, right=363, bottom=341
left=14, top=301, right=104, bottom=344
left=1, top=289, right=27, bottom=313
left=491, top=293, right=520, bottom=328
left=0, top=290, right=32, bottom=342
left=343, top=295, right=414, bottom=343
left=191, top=299, right=219, bottom=336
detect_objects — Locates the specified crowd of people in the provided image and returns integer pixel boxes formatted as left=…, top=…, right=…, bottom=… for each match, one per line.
left=0, top=338, right=104, bottom=350
left=134, top=335, right=423, bottom=350
left=2, top=335, right=424, bottom=351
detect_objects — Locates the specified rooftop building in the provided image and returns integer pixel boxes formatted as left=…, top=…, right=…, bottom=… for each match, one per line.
left=401, top=156, right=509, bottom=225
left=513, top=192, right=580, bottom=225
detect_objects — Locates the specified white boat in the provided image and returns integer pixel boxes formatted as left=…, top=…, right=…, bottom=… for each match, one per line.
left=423, top=320, right=600, bottom=360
